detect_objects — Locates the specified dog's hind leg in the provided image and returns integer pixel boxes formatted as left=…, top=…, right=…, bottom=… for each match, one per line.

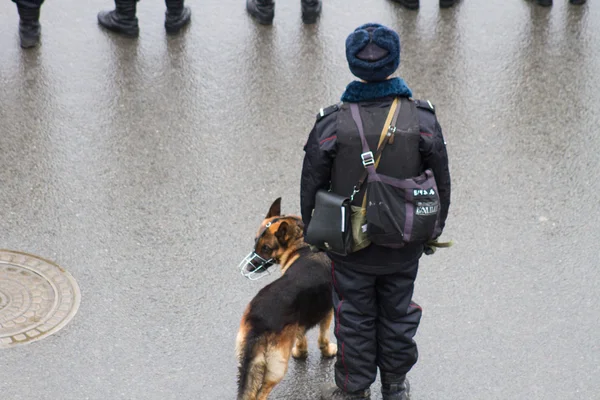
left=256, top=329, right=295, bottom=400
left=318, top=309, right=337, bottom=357
left=291, top=328, right=308, bottom=359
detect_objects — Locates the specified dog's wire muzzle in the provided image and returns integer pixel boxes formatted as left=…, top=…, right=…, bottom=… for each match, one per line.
left=238, top=252, right=273, bottom=280
left=239, top=220, right=278, bottom=281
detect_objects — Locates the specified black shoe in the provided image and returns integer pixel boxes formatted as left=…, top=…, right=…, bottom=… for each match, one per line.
left=535, top=0, right=553, bottom=6
left=301, top=0, right=322, bottom=24
left=569, top=0, right=586, bottom=4
left=165, top=0, right=191, bottom=35
left=17, top=6, right=41, bottom=48
left=320, top=383, right=371, bottom=400
left=390, top=0, right=419, bottom=9
left=246, top=0, right=275, bottom=25
left=440, top=0, right=457, bottom=7
left=381, top=373, right=410, bottom=400
left=97, top=0, right=139, bottom=37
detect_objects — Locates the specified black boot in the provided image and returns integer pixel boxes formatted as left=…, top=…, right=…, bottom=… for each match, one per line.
left=165, top=0, right=191, bottom=34
left=390, top=0, right=419, bottom=10
left=17, top=5, right=41, bottom=49
left=381, top=373, right=410, bottom=400
left=569, top=0, right=586, bottom=4
left=440, top=0, right=457, bottom=7
left=246, top=0, right=275, bottom=25
left=535, top=0, right=552, bottom=6
left=97, top=0, right=139, bottom=38
left=301, top=0, right=322, bottom=24
left=320, top=383, right=371, bottom=400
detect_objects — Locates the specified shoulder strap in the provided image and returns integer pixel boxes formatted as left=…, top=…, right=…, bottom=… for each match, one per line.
left=348, top=98, right=402, bottom=201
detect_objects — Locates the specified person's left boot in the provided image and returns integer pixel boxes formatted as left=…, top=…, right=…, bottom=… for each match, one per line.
left=381, top=373, right=410, bottom=400
left=440, top=0, right=457, bottom=7
left=569, top=0, right=586, bottom=4
left=320, top=383, right=371, bottom=400
left=17, top=6, right=41, bottom=49
left=164, top=0, right=191, bottom=34
left=301, top=0, right=322, bottom=24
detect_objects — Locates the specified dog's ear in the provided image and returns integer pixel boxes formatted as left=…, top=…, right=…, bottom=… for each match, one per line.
left=266, top=197, right=282, bottom=219
left=275, top=221, right=290, bottom=246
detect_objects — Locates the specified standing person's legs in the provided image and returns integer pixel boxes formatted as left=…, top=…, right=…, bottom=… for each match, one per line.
left=321, top=261, right=376, bottom=399
left=164, top=0, right=191, bottom=35
left=97, top=0, right=139, bottom=38
left=300, top=0, right=322, bottom=24
left=13, top=0, right=44, bottom=48
left=376, top=262, right=422, bottom=400
left=246, top=0, right=275, bottom=25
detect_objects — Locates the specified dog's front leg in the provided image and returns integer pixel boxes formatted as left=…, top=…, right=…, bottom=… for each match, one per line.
left=318, top=309, right=337, bottom=357
left=291, top=329, right=308, bottom=359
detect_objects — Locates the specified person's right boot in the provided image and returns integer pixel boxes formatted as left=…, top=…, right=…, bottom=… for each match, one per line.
left=246, top=0, right=275, bottom=25
left=320, top=383, right=371, bottom=400
left=17, top=5, right=41, bottom=49
left=301, top=0, right=322, bottom=24
left=164, top=0, right=192, bottom=34
left=97, top=0, right=139, bottom=38
left=381, top=373, right=410, bottom=400
left=390, top=0, right=419, bottom=10
left=535, top=0, right=553, bottom=6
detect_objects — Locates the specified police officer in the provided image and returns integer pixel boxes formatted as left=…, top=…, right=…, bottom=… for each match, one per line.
left=392, top=0, right=458, bottom=9
left=246, top=0, right=322, bottom=24
left=12, top=0, right=44, bottom=48
left=97, top=0, right=191, bottom=37
left=300, top=24, right=451, bottom=400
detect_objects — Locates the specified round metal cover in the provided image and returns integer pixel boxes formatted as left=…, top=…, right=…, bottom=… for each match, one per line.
left=0, top=250, right=81, bottom=348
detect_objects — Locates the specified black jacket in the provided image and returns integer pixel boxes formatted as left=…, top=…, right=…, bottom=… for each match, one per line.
left=300, top=80, right=451, bottom=273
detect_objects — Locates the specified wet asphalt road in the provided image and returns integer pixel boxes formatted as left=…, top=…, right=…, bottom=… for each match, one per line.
left=1, top=0, right=600, bottom=399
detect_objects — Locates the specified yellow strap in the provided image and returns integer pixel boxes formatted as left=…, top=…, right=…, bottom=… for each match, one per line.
left=361, top=98, right=399, bottom=209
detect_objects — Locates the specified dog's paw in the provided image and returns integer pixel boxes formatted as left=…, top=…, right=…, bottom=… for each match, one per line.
left=292, top=346, right=309, bottom=359
left=320, top=343, right=337, bottom=358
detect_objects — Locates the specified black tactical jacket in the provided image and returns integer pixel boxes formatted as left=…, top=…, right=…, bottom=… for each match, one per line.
left=300, top=80, right=451, bottom=272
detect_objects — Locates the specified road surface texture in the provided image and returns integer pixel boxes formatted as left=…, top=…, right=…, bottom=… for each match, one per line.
left=1, top=0, right=599, bottom=399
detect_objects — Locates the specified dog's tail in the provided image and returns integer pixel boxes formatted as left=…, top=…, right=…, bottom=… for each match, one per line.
left=237, top=329, right=266, bottom=400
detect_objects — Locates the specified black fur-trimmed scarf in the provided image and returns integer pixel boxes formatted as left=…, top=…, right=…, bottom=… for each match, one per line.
left=341, top=77, right=413, bottom=103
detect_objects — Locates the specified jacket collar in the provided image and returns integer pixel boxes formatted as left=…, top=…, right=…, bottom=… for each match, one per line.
left=341, top=77, right=413, bottom=103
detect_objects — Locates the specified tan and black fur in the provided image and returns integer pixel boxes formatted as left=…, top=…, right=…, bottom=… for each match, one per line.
left=236, top=198, right=337, bottom=400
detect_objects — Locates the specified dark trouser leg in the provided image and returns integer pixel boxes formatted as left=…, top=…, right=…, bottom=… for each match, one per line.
left=246, top=0, right=275, bottom=25
left=332, top=261, right=378, bottom=393
left=14, top=0, right=44, bottom=48
left=164, top=0, right=191, bottom=34
left=97, top=0, right=139, bottom=38
left=439, top=0, right=457, bottom=8
left=301, top=0, right=321, bottom=24
left=390, top=0, right=419, bottom=10
left=376, top=262, right=422, bottom=398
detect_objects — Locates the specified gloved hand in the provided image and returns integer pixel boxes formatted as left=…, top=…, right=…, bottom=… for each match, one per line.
left=424, top=242, right=437, bottom=255
left=423, top=238, right=454, bottom=256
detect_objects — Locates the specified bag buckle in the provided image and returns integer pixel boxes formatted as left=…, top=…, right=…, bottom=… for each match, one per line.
left=361, top=151, right=374, bottom=167
left=350, top=186, right=360, bottom=202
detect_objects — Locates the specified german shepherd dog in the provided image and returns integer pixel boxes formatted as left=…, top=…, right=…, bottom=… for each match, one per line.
left=236, top=198, right=337, bottom=400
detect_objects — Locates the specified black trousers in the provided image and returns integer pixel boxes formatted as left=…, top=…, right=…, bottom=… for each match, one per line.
left=331, top=260, right=422, bottom=393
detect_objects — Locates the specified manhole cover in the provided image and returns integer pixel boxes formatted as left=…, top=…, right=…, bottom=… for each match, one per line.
left=0, top=250, right=81, bottom=348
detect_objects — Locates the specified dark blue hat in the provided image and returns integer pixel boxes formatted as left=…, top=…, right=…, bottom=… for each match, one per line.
left=346, top=23, right=400, bottom=82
